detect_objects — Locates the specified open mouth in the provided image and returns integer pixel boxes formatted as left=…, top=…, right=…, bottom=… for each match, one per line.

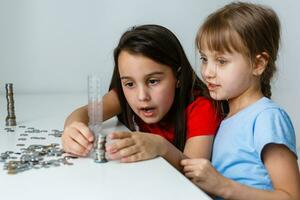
left=141, top=107, right=154, bottom=112
left=140, top=107, right=156, bottom=117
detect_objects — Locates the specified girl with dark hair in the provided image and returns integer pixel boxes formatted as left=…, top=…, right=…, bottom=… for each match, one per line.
left=181, top=2, right=300, bottom=199
left=62, top=24, right=220, bottom=170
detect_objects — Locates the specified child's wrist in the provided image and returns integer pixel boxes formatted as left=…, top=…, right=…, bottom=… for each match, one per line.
left=218, top=177, right=234, bottom=199
left=155, top=135, right=167, bottom=157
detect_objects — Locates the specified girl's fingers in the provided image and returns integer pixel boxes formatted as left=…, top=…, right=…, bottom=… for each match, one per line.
left=181, top=159, right=211, bottom=176
left=63, top=136, right=89, bottom=156
left=184, top=172, right=197, bottom=179
left=121, top=153, right=143, bottom=163
left=69, top=129, right=93, bottom=150
left=182, top=164, right=198, bottom=173
left=106, top=138, right=135, bottom=153
left=72, top=122, right=94, bottom=142
left=108, top=131, right=132, bottom=139
left=62, top=122, right=94, bottom=157
left=183, top=166, right=206, bottom=179
left=107, top=145, right=138, bottom=160
left=106, top=151, right=122, bottom=160
left=119, top=145, right=139, bottom=157
left=181, top=158, right=205, bottom=166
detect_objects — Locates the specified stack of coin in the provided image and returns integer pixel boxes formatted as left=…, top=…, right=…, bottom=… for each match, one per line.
left=5, top=83, right=16, bottom=126
left=94, top=135, right=107, bottom=163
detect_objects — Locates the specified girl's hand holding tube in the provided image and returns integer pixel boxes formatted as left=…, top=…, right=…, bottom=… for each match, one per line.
left=62, top=121, right=94, bottom=157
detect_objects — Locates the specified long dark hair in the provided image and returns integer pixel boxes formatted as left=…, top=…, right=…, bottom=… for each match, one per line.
left=109, top=24, right=210, bottom=151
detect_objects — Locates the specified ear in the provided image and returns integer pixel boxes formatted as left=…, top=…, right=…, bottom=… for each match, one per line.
left=176, top=66, right=182, bottom=88
left=253, top=52, right=269, bottom=76
left=176, top=80, right=180, bottom=88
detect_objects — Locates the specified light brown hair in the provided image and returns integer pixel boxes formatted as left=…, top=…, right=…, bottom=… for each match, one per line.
left=196, top=1, right=280, bottom=98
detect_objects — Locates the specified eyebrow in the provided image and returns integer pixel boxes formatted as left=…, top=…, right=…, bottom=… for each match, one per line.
left=120, top=72, right=165, bottom=80
left=199, top=50, right=226, bottom=57
left=199, top=50, right=206, bottom=55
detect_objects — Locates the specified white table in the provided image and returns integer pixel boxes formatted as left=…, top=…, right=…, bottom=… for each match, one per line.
left=0, top=94, right=212, bottom=200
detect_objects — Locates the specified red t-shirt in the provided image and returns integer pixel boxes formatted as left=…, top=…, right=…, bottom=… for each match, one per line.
left=136, top=96, right=221, bottom=143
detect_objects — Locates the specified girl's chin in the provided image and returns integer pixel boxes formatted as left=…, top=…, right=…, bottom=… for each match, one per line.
left=139, top=117, right=160, bottom=124
left=209, top=92, right=227, bottom=101
left=137, top=113, right=162, bottom=124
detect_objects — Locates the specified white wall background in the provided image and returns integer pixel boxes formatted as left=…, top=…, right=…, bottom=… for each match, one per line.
left=0, top=0, right=299, bottom=149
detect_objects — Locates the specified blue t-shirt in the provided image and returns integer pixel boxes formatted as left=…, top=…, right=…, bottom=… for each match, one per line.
left=212, top=97, right=297, bottom=196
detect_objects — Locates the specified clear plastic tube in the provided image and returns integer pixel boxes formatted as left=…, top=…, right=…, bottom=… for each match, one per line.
left=87, top=75, right=107, bottom=163
left=88, top=74, right=103, bottom=135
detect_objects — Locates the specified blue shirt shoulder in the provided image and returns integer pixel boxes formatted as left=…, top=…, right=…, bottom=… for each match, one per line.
left=212, top=97, right=297, bottom=192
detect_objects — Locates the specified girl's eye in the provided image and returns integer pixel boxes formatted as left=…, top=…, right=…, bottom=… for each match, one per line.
left=217, top=58, right=227, bottom=65
left=124, top=82, right=134, bottom=88
left=200, top=56, right=208, bottom=64
left=148, top=79, right=159, bottom=85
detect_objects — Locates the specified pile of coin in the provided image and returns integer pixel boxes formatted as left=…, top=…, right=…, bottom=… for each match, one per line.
left=94, top=135, right=107, bottom=163
left=5, top=83, right=16, bottom=126
left=0, top=144, right=76, bottom=174
left=1, top=125, right=75, bottom=174
left=0, top=84, right=78, bottom=174
left=2, top=126, right=63, bottom=146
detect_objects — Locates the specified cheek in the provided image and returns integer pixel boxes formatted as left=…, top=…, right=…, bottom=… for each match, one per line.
left=231, top=68, right=251, bottom=84
left=155, top=86, right=176, bottom=110
left=122, top=88, right=135, bottom=107
left=222, top=70, right=250, bottom=92
left=200, top=66, right=206, bottom=78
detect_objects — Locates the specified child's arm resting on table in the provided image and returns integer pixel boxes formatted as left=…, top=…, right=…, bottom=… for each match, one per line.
left=106, top=132, right=214, bottom=171
left=181, top=144, right=300, bottom=200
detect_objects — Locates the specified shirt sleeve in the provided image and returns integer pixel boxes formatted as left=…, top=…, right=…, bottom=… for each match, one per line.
left=186, top=97, right=221, bottom=139
left=253, top=108, right=297, bottom=160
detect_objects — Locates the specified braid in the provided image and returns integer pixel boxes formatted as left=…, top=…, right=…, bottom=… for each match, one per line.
left=260, top=56, right=277, bottom=98
left=261, top=78, right=272, bottom=98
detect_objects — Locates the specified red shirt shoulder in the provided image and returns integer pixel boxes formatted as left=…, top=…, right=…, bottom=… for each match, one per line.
left=136, top=97, right=221, bottom=143
left=186, top=96, right=221, bottom=139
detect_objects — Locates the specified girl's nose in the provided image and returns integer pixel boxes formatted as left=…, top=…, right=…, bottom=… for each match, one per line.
left=202, top=62, right=217, bottom=79
left=138, top=86, right=150, bottom=101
